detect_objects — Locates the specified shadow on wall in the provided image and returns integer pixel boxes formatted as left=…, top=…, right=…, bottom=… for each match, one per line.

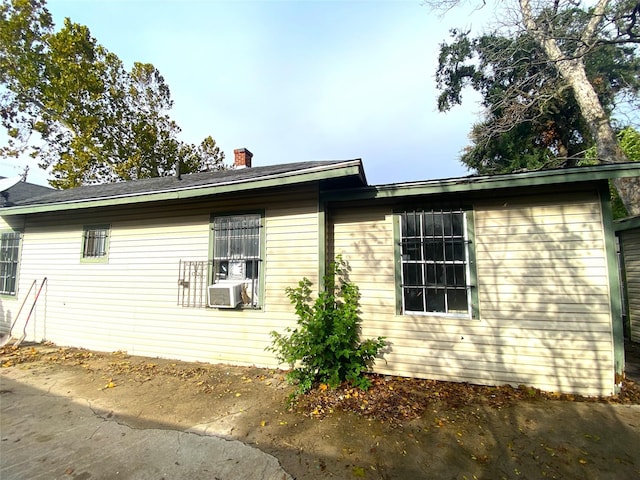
left=458, top=192, right=616, bottom=396
left=329, top=191, right=619, bottom=397
left=0, top=279, right=48, bottom=345
left=0, top=298, right=9, bottom=337
left=327, top=206, right=396, bottom=366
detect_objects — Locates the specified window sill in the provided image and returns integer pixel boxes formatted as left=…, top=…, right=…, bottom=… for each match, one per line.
left=402, top=311, right=473, bottom=320
left=206, top=306, right=262, bottom=311
left=80, top=257, right=109, bottom=264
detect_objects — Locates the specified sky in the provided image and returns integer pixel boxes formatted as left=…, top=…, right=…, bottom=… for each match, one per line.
left=0, top=0, right=493, bottom=187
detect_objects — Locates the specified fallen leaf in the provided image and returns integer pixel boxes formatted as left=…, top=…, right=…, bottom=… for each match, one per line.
left=352, top=466, right=366, bottom=477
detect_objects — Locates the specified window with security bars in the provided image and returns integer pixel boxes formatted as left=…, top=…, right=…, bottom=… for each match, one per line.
left=400, top=210, right=470, bottom=315
left=82, top=225, right=110, bottom=260
left=212, top=213, right=262, bottom=307
left=0, top=232, right=21, bottom=295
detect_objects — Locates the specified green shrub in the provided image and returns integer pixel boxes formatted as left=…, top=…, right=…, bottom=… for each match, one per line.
left=268, top=257, right=386, bottom=397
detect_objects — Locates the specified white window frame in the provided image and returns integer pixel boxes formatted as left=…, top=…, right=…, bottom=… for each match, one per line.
left=399, top=209, right=473, bottom=317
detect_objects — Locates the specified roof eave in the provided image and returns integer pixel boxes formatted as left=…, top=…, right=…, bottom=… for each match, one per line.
left=614, top=215, right=640, bottom=232
left=322, top=163, right=640, bottom=202
left=1, top=160, right=365, bottom=216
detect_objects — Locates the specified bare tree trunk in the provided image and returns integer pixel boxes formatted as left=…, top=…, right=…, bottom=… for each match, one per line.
left=519, top=0, right=640, bottom=215
left=555, top=58, right=640, bottom=215
left=612, top=177, right=640, bottom=216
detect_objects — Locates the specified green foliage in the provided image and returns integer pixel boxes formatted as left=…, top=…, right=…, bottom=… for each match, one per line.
left=0, top=0, right=226, bottom=188
left=618, top=127, right=640, bottom=162
left=436, top=7, right=640, bottom=175
left=268, top=257, right=386, bottom=397
left=580, top=127, right=640, bottom=219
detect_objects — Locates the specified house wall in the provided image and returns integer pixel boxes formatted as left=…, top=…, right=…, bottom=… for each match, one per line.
left=330, top=190, right=616, bottom=397
left=619, top=227, right=640, bottom=343
left=0, top=215, right=26, bottom=336
left=0, top=186, right=320, bottom=367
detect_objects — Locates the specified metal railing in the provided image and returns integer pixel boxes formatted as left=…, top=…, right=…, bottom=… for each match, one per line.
left=177, top=260, right=213, bottom=308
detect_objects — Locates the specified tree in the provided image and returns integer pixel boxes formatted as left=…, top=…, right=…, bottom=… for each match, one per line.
left=438, top=27, right=637, bottom=174
left=581, top=126, right=640, bottom=217
left=430, top=0, right=640, bottom=215
left=0, top=0, right=225, bottom=189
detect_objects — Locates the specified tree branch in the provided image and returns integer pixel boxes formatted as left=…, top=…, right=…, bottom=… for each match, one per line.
left=578, top=0, right=610, bottom=55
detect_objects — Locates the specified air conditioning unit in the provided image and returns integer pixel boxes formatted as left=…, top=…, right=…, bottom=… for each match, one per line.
left=207, top=281, right=244, bottom=308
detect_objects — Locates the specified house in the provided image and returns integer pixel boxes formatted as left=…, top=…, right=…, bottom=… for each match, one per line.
left=615, top=215, right=640, bottom=343
left=0, top=177, right=52, bottom=330
left=0, top=149, right=638, bottom=397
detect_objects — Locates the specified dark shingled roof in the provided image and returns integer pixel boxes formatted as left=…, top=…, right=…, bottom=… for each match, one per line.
left=12, top=160, right=362, bottom=207
left=0, top=178, right=54, bottom=206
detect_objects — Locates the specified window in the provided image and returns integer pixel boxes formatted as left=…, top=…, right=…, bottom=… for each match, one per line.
left=211, top=213, right=262, bottom=307
left=0, top=231, right=21, bottom=295
left=82, top=225, right=110, bottom=261
left=399, top=209, right=473, bottom=316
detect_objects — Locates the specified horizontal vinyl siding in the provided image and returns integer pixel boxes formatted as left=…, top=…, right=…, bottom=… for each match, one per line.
left=331, top=207, right=396, bottom=315
left=0, top=216, right=25, bottom=334
left=329, top=191, right=615, bottom=397
left=620, top=228, right=640, bottom=343
left=3, top=187, right=319, bottom=368
left=263, top=198, right=320, bottom=310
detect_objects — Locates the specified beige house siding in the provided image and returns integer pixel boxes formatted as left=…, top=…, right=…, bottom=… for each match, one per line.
left=619, top=227, right=640, bottom=343
left=2, top=187, right=319, bottom=367
left=331, top=191, right=615, bottom=397
left=0, top=216, right=28, bottom=337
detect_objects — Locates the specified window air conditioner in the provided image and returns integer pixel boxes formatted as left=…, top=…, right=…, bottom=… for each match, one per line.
left=207, top=281, right=244, bottom=308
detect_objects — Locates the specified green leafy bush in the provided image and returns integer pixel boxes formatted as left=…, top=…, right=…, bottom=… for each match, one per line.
left=268, top=257, right=386, bottom=397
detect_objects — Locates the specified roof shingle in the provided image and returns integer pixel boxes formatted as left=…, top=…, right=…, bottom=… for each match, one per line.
left=12, top=160, right=360, bottom=207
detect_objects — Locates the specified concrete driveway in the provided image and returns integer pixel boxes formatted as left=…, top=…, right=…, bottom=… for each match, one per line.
left=0, top=376, right=291, bottom=480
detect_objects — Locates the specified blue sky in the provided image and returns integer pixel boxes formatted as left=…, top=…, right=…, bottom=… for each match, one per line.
left=1, top=0, right=490, bottom=187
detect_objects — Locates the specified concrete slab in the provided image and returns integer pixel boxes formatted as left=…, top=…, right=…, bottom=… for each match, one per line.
left=0, top=376, right=291, bottom=480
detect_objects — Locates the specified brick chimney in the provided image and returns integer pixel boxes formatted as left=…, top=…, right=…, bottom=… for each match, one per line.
left=234, top=148, right=253, bottom=169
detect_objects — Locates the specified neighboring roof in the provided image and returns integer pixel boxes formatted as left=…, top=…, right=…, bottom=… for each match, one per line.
left=614, top=215, right=640, bottom=233
left=0, top=160, right=365, bottom=215
left=0, top=177, right=54, bottom=207
left=322, top=162, right=640, bottom=201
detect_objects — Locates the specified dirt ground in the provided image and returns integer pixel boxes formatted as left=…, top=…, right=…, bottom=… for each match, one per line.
left=2, top=343, right=640, bottom=480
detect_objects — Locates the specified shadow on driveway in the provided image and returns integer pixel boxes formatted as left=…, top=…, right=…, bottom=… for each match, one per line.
left=0, top=376, right=291, bottom=480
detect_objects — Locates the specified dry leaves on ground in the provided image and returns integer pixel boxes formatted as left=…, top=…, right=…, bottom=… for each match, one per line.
left=295, top=373, right=640, bottom=424
left=2, top=343, right=639, bottom=426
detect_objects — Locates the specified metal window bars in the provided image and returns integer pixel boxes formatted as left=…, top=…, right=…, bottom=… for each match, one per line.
left=400, top=209, right=469, bottom=314
left=83, top=228, right=108, bottom=257
left=177, top=260, right=213, bottom=308
left=0, top=232, right=21, bottom=295
left=177, top=258, right=261, bottom=308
